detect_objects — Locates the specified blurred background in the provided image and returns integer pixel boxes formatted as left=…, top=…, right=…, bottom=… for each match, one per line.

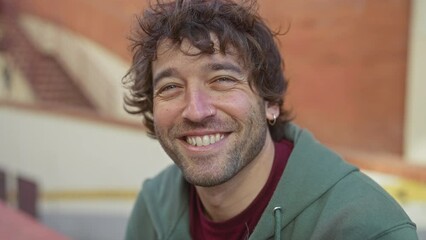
left=0, top=0, right=425, bottom=239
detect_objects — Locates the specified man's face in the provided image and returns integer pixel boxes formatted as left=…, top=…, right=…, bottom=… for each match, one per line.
left=152, top=39, right=272, bottom=187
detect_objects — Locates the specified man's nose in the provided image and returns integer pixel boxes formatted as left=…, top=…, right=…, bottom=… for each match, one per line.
left=181, top=89, right=215, bottom=122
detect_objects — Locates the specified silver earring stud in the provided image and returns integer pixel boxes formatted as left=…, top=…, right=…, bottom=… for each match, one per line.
left=268, top=114, right=277, bottom=126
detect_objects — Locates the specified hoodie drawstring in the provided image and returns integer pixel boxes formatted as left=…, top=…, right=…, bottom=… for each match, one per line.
left=273, top=207, right=282, bottom=240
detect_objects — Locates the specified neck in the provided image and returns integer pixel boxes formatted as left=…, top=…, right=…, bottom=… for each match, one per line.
left=195, top=134, right=275, bottom=222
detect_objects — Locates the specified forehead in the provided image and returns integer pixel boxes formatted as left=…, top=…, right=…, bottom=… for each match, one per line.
left=155, top=36, right=244, bottom=64
left=152, top=38, right=247, bottom=80
left=156, top=38, right=204, bottom=58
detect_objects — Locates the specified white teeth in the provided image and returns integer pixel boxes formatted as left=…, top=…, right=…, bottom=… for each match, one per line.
left=202, top=136, right=209, bottom=146
left=196, top=136, right=202, bottom=146
left=186, top=134, right=224, bottom=147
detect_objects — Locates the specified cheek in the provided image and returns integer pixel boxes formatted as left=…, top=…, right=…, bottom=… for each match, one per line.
left=153, top=103, right=178, bottom=128
left=217, top=92, right=258, bottom=117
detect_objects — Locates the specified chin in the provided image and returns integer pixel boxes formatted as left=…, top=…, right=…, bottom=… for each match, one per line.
left=182, top=168, right=236, bottom=187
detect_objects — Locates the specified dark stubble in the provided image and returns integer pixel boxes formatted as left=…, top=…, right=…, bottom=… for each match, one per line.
left=155, top=101, right=268, bottom=187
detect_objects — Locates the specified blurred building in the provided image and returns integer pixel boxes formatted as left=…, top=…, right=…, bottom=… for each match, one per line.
left=0, top=0, right=425, bottom=239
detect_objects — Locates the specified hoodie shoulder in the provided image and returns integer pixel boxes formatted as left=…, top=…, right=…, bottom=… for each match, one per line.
left=308, top=170, right=417, bottom=239
left=143, top=164, right=186, bottom=198
left=251, top=124, right=417, bottom=240
left=126, top=165, right=190, bottom=240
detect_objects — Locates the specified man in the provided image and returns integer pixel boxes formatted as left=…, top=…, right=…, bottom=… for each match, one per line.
left=123, top=0, right=418, bottom=239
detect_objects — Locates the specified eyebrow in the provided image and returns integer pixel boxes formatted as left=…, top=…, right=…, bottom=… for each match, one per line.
left=153, top=68, right=177, bottom=87
left=205, top=62, right=243, bottom=75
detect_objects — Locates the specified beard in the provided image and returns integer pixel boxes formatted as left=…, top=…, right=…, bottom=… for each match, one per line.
left=155, top=102, right=268, bottom=187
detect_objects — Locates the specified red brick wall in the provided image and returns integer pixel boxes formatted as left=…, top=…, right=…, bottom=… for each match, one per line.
left=14, top=0, right=147, bottom=60
left=13, top=0, right=410, bottom=155
left=259, top=0, right=409, bottom=155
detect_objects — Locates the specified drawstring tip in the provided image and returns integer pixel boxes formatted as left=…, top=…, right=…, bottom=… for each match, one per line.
left=273, top=207, right=282, bottom=240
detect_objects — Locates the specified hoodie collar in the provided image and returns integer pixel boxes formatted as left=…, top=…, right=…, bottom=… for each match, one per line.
left=250, top=123, right=358, bottom=239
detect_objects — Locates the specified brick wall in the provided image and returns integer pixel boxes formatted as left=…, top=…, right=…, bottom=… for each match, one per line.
left=259, top=0, right=409, bottom=154
left=12, top=0, right=410, bottom=155
left=14, top=0, right=146, bottom=60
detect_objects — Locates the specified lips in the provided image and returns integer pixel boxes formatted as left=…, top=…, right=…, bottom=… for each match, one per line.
left=186, top=133, right=224, bottom=147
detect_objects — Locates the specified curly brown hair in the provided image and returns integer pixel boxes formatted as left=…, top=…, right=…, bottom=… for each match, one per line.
left=123, top=0, right=291, bottom=141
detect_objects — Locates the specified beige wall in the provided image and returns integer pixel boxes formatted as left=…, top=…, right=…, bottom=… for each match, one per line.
left=405, top=0, right=426, bottom=164
left=0, top=105, right=170, bottom=210
left=0, top=105, right=170, bottom=239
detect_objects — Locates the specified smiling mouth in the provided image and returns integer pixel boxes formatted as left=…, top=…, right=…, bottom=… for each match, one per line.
left=186, top=134, right=225, bottom=147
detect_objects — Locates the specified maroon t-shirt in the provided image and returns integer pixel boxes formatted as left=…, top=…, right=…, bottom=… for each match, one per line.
left=189, top=140, right=293, bottom=240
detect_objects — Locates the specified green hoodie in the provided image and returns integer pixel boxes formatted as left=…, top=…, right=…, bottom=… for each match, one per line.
left=126, top=124, right=418, bottom=239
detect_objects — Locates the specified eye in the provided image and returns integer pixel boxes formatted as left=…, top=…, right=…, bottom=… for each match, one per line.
left=154, top=83, right=183, bottom=99
left=215, top=77, right=236, bottom=83
left=160, top=84, right=178, bottom=92
left=210, top=76, right=239, bottom=90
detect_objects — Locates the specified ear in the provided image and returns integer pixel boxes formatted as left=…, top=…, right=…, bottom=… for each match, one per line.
left=265, top=101, right=280, bottom=121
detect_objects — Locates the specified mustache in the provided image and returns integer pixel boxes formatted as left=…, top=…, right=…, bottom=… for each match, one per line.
left=169, top=118, right=239, bottom=135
